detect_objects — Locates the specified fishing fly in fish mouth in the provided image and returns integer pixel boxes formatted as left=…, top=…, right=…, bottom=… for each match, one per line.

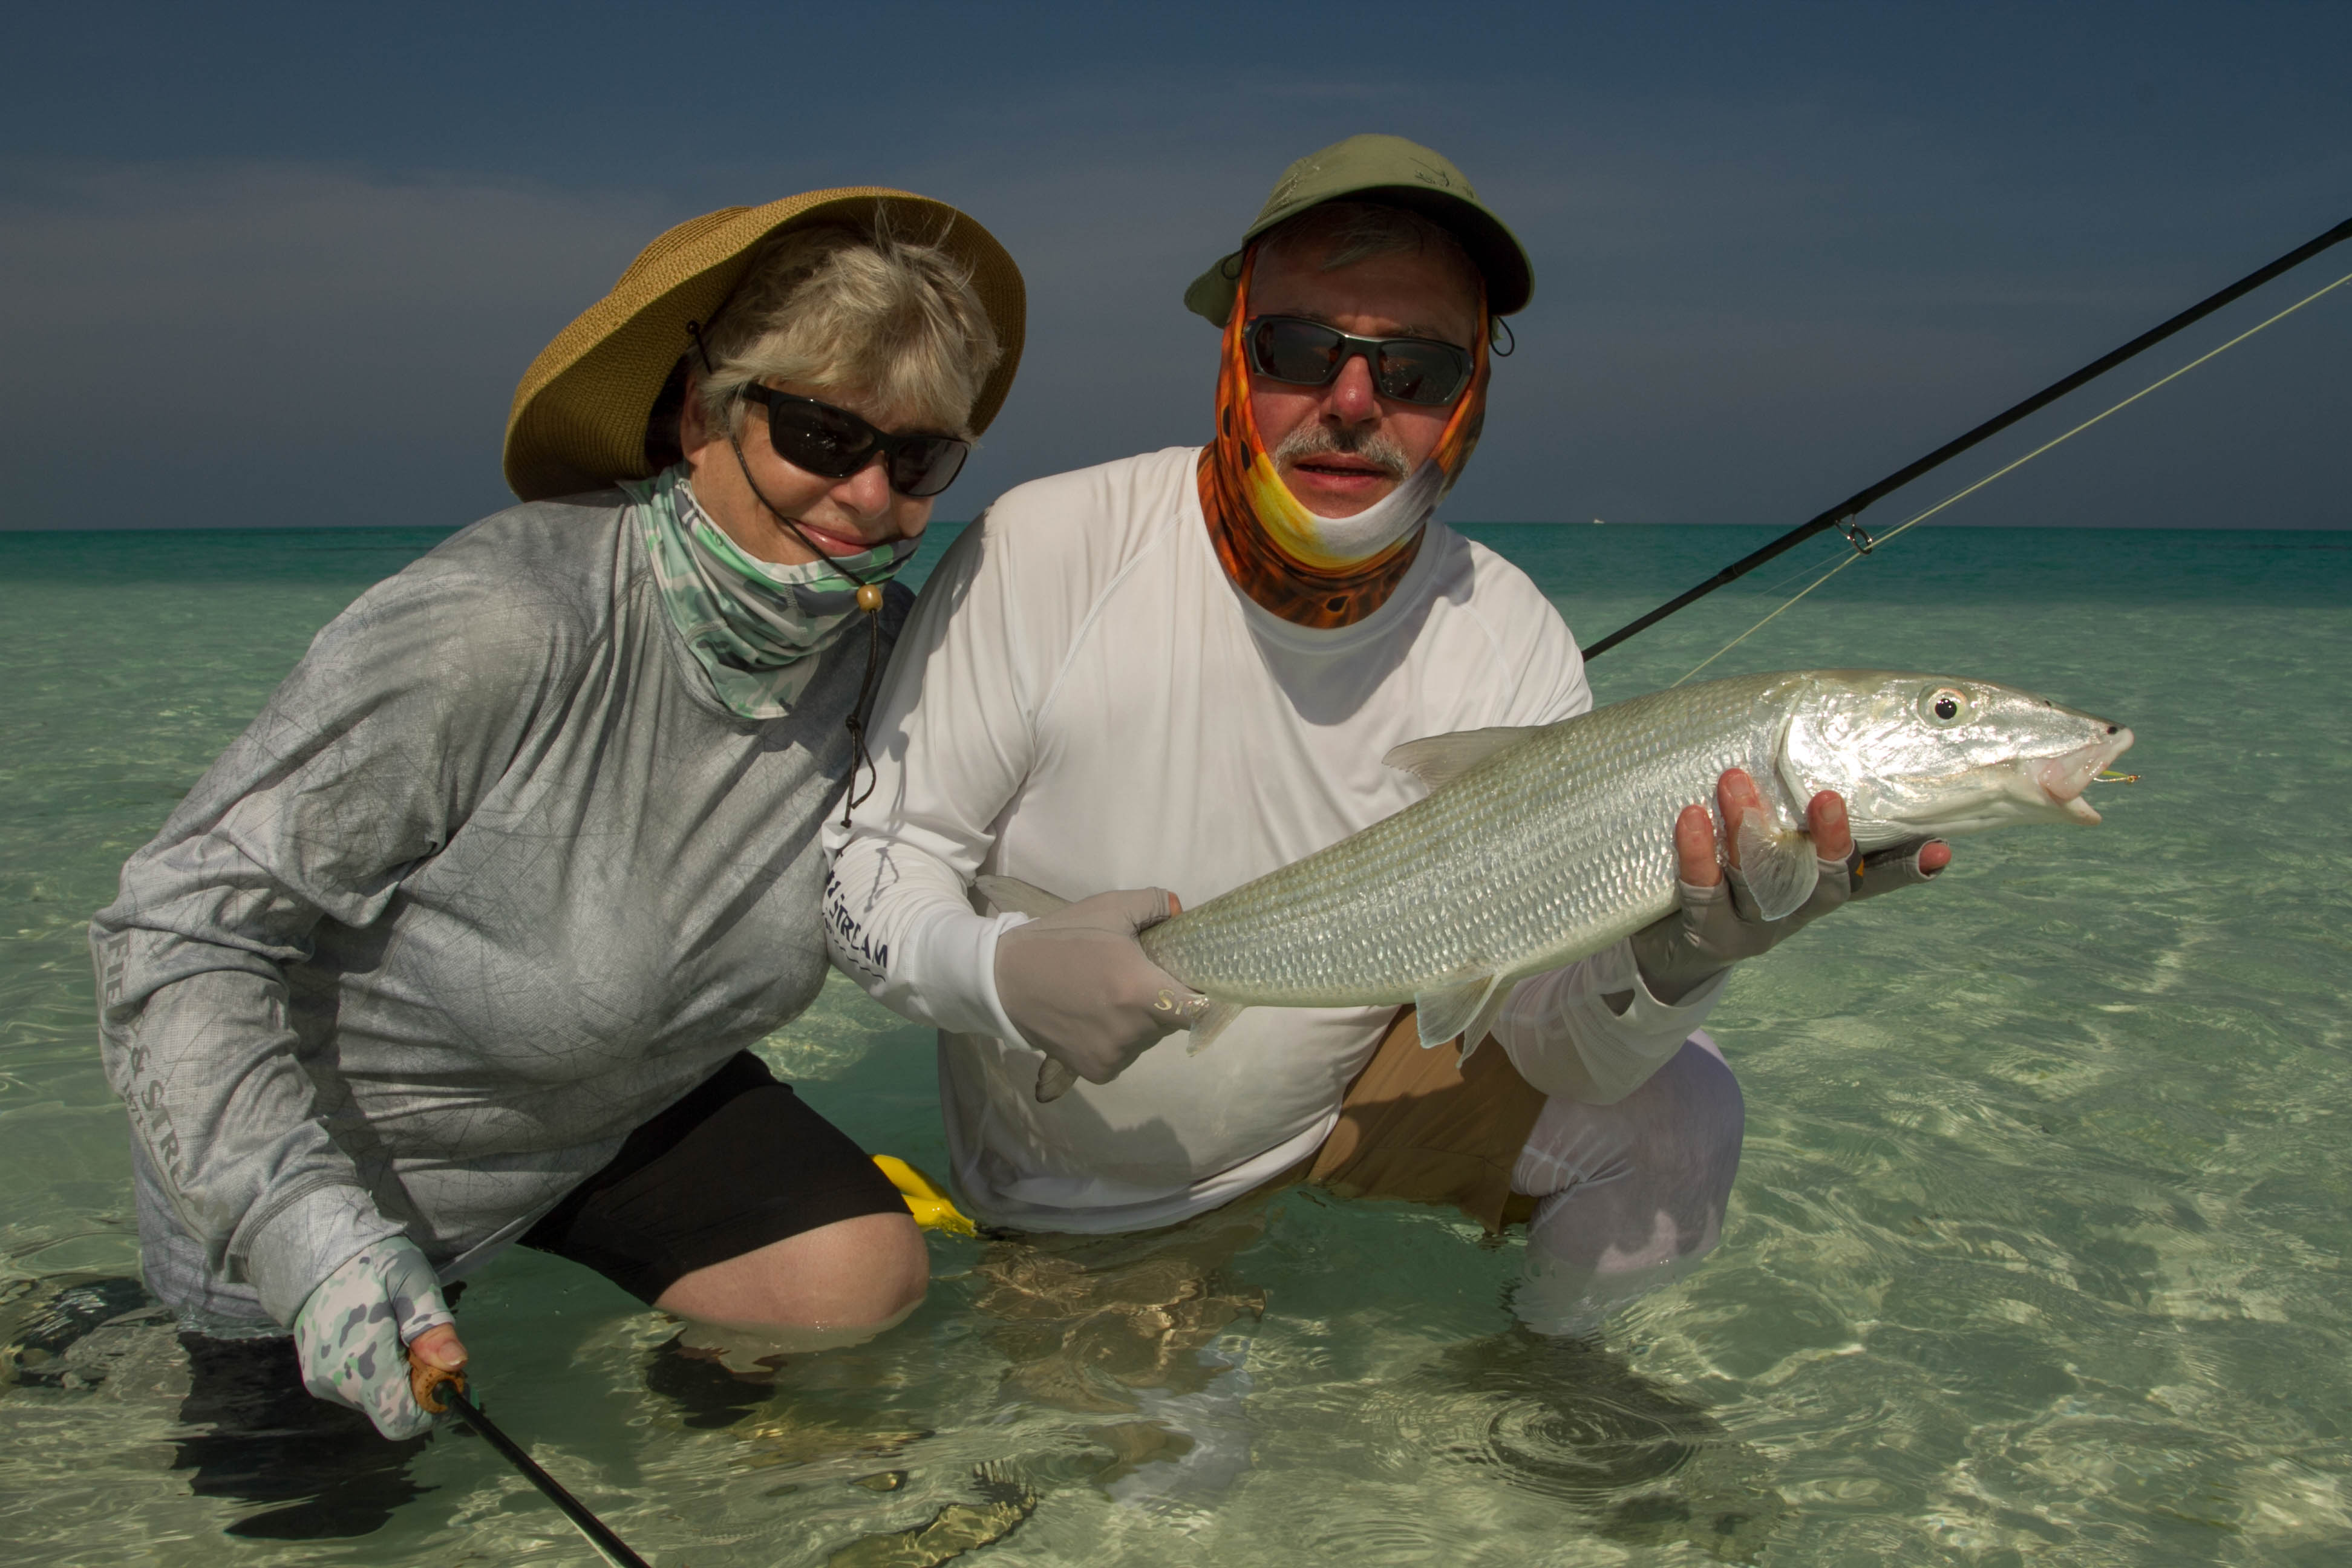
left=1786, top=674, right=2135, bottom=838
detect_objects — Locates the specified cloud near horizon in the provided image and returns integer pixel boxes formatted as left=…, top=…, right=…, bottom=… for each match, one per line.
left=1, top=5, right=2346, bottom=533
left=0, top=162, right=671, bottom=528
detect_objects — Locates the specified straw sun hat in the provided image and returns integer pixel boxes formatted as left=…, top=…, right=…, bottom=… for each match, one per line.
left=503, top=188, right=1026, bottom=502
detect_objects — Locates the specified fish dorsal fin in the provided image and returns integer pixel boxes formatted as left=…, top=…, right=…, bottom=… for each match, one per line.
left=1382, top=725, right=1546, bottom=792
left=1733, top=813, right=1821, bottom=923
left=1413, top=969, right=1504, bottom=1050
left=975, top=875, right=1071, bottom=918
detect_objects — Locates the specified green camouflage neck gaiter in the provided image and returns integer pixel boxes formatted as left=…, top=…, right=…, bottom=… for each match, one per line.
left=627, top=465, right=913, bottom=720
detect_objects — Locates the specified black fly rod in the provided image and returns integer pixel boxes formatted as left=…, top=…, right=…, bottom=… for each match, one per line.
left=413, top=1360, right=654, bottom=1567
left=1582, top=212, right=2352, bottom=661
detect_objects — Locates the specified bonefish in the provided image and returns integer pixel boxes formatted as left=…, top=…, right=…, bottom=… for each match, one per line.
left=985, top=670, right=2132, bottom=1096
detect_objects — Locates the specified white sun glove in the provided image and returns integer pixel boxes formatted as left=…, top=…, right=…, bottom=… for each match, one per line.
left=993, top=887, right=1208, bottom=1100
left=292, top=1236, right=456, bottom=1440
left=1631, top=837, right=1947, bottom=1004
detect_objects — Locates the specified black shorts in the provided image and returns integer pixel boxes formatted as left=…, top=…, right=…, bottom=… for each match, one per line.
left=521, top=1052, right=906, bottom=1304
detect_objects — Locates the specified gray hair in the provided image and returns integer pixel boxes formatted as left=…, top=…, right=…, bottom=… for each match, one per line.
left=1255, top=200, right=1481, bottom=301
left=694, top=220, right=1001, bottom=440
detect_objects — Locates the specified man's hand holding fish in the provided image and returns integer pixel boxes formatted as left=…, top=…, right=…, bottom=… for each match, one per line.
left=1629, top=768, right=1952, bottom=1006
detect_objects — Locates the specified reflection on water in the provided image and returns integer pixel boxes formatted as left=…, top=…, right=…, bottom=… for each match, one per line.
left=975, top=1207, right=1272, bottom=1416
left=823, top=1464, right=1037, bottom=1568
left=4, top=524, right=2350, bottom=1564
left=1356, top=1327, right=1789, bottom=1558
left=171, top=1330, right=436, bottom=1541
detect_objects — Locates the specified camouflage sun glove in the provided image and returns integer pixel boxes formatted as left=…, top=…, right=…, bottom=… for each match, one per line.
left=1632, top=837, right=1949, bottom=1004
left=292, top=1237, right=456, bottom=1440
left=1847, top=837, right=1949, bottom=899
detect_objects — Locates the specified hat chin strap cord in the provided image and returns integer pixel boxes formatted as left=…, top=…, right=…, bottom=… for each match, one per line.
left=724, top=429, right=889, bottom=830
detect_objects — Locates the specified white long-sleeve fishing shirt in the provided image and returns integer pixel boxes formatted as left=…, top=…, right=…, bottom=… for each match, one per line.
left=824, top=447, right=1725, bottom=1233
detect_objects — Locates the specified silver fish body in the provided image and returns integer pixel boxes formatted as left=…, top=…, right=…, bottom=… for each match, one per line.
left=1127, top=670, right=2132, bottom=1049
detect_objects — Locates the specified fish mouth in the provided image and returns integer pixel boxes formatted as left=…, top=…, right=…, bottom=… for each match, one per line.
left=2034, top=727, right=2135, bottom=823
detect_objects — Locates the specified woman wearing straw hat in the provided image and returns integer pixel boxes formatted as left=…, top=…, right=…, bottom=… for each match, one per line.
left=90, top=189, right=1024, bottom=1443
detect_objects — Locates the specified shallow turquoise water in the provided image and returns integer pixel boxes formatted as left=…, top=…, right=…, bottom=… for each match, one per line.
left=2, top=521, right=2347, bottom=1564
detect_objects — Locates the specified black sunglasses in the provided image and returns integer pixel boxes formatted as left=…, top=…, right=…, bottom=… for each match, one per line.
left=1243, top=315, right=1474, bottom=407
left=737, top=385, right=972, bottom=499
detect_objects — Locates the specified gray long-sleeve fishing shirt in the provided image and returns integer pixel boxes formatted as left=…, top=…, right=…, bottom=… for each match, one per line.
left=90, top=491, right=904, bottom=1331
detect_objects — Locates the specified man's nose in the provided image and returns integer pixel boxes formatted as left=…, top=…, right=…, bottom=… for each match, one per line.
left=1323, top=350, right=1382, bottom=424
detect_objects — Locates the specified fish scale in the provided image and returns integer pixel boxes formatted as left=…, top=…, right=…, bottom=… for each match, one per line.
left=1132, top=668, right=2130, bottom=1034
left=1139, top=673, right=1797, bottom=1005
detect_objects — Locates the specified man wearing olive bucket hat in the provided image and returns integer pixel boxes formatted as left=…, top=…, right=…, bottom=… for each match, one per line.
left=91, top=188, right=1022, bottom=1444
left=828, top=136, right=1946, bottom=1345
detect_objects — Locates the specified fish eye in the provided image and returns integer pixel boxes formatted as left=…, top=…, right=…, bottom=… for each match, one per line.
left=1918, top=686, right=1971, bottom=726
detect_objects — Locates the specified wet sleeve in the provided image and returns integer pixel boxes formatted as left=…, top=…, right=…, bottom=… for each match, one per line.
left=1480, top=573, right=1726, bottom=1102
left=88, top=559, right=580, bottom=1325
left=821, top=516, right=1045, bottom=1045
left=1489, top=951, right=1729, bottom=1103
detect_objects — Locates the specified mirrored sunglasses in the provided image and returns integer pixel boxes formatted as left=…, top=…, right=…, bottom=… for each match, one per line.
left=1244, top=315, right=1474, bottom=407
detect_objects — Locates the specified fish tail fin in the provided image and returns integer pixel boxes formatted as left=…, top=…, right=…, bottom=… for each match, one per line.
left=1034, top=1058, right=1079, bottom=1103
left=1184, top=1000, right=1247, bottom=1054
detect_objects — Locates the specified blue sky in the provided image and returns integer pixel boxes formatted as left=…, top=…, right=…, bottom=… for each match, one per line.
left=2, top=1, right=2345, bottom=530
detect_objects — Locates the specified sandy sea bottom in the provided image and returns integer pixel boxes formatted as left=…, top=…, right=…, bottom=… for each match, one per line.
left=1, top=523, right=2347, bottom=1566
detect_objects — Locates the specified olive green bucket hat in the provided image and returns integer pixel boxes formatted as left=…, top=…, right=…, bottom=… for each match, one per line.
left=504, top=188, right=1025, bottom=503
left=1183, top=134, right=1533, bottom=327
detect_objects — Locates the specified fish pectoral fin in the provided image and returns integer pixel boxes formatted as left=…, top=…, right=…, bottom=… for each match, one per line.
left=975, top=875, right=1072, bottom=918
left=1733, top=813, right=1821, bottom=923
left=1413, top=972, right=1503, bottom=1050
left=1382, top=725, right=1546, bottom=792
left=1184, top=1000, right=1247, bottom=1054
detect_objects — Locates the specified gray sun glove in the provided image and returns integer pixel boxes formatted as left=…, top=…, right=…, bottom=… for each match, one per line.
left=994, top=887, right=1208, bottom=1099
left=1630, top=836, right=1948, bottom=1004
left=292, top=1236, right=456, bottom=1440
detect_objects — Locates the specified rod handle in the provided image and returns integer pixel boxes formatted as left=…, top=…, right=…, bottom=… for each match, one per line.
left=409, top=1346, right=468, bottom=1416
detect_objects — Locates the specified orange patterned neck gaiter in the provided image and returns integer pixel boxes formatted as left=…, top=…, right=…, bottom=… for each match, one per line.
left=1197, top=251, right=1489, bottom=629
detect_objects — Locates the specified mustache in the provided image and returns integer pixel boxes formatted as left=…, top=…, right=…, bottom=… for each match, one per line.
left=1268, top=422, right=1412, bottom=480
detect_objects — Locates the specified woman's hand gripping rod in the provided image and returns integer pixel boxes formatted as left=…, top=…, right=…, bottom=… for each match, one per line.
left=409, top=1351, right=654, bottom=1568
